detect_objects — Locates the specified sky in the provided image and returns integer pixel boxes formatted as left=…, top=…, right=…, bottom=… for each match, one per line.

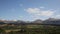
left=0, top=0, right=60, bottom=21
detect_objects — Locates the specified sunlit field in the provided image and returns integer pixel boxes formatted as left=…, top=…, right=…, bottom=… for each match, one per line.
left=0, top=24, right=60, bottom=34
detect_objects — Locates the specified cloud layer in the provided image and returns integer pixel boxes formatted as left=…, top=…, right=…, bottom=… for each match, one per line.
left=25, top=8, right=54, bottom=16
left=24, top=7, right=60, bottom=20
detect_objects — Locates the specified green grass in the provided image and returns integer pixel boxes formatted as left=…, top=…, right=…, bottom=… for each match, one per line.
left=0, top=25, right=60, bottom=34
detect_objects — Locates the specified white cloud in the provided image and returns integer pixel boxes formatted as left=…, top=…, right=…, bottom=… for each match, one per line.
left=24, top=8, right=56, bottom=20
left=25, top=8, right=54, bottom=17
left=25, top=8, right=40, bottom=14
left=41, top=10, right=54, bottom=16
left=55, top=15, right=60, bottom=18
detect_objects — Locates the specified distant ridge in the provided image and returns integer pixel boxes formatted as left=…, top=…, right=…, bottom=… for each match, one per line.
left=0, top=18, right=60, bottom=26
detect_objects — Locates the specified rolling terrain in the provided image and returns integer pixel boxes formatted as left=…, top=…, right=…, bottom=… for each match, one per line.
left=0, top=18, right=60, bottom=34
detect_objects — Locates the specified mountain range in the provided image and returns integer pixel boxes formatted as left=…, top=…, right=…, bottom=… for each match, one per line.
left=0, top=18, right=60, bottom=26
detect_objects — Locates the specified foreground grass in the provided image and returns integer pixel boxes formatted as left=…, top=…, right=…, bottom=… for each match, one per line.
left=0, top=25, right=60, bottom=34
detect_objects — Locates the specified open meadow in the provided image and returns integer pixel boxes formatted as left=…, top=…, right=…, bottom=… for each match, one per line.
left=0, top=24, right=60, bottom=34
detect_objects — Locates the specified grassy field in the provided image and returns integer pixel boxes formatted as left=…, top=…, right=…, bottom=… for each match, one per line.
left=0, top=24, right=60, bottom=34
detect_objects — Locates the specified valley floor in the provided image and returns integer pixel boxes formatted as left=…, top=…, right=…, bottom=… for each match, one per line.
left=0, top=24, right=60, bottom=34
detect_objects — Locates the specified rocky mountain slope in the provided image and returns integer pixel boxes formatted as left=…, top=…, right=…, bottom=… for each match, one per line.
left=0, top=18, right=60, bottom=25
